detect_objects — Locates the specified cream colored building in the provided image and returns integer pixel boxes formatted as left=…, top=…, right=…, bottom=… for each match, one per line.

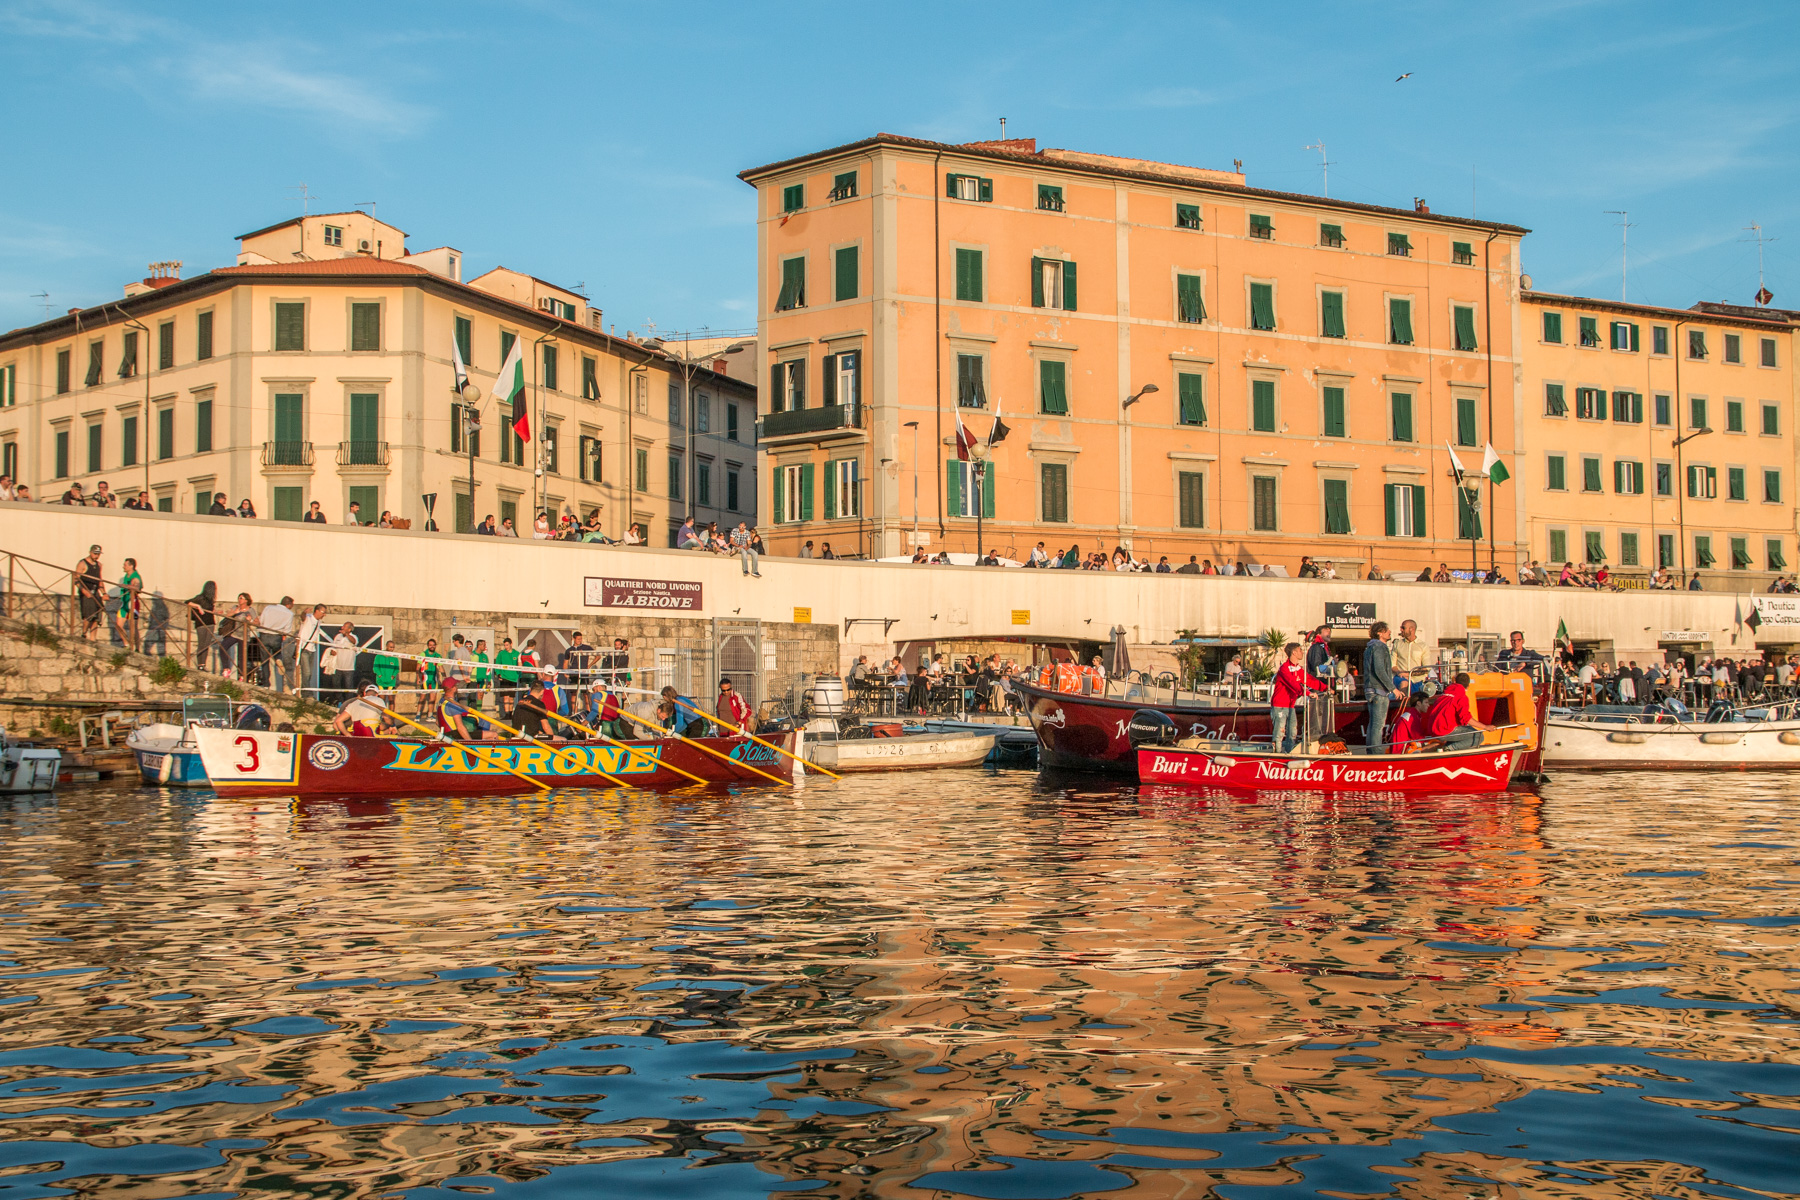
left=0, top=212, right=756, bottom=541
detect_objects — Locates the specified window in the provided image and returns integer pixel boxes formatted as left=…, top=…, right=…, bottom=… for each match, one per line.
left=158, top=321, right=175, bottom=370
left=1724, top=333, right=1741, bottom=363
left=1322, top=385, right=1346, bottom=437
left=1769, top=539, right=1786, bottom=570
left=121, top=415, right=137, bottom=467
left=1546, top=454, right=1566, bottom=490
left=1389, top=298, right=1413, bottom=345
left=696, top=460, right=711, bottom=507
left=1251, top=379, right=1275, bottom=432
left=1612, top=391, right=1643, bottom=423
left=85, top=422, right=102, bottom=473
left=1251, top=475, right=1278, bottom=530
left=157, top=406, right=175, bottom=461
left=0, top=363, right=12, bottom=407
left=53, top=429, right=69, bottom=478
left=323, top=224, right=343, bottom=247
left=634, top=447, right=648, bottom=492
left=1387, top=232, right=1411, bottom=256
left=954, top=248, right=983, bottom=302
left=823, top=351, right=860, bottom=407
left=1457, top=488, right=1482, bottom=540
left=1614, top=459, right=1644, bottom=494
left=835, top=245, right=858, bottom=301
left=1658, top=533, right=1675, bottom=568
left=1039, top=360, right=1069, bottom=415
left=1652, top=325, right=1669, bottom=355
left=726, top=468, right=740, bottom=511
left=957, top=354, right=987, bottom=408
left=348, top=394, right=379, bottom=463
left=1452, top=240, right=1474, bottom=265
left=825, top=458, right=860, bottom=518
left=1385, top=483, right=1425, bottom=537
left=1454, top=394, right=1478, bottom=447
left=1177, top=372, right=1205, bottom=426
left=274, top=302, right=305, bottom=351
left=1453, top=305, right=1478, bottom=351
left=1542, top=312, right=1563, bottom=343
left=1176, top=203, right=1201, bottom=230
left=1732, top=537, right=1752, bottom=569
left=633, top=374, right=648, bottom=415
left=1575, top=387, right=1608, bottom=421
left=1547, top=528, right=1567, bottom=563
left=944, top=460, right=992, bottom=518
left=1579, top=316, right=1599, bottom=347
left=1176, top=273, right=1206, bottom=323
left=668, top=452, right=681, bottom=500
left=498, top=418, right=521, bottom=464
left=582, top=355, right=599, bottom=401
left=196, top=395, right=212, bottom=453
left=1249, top=282, right=1275, bottom=330
left=946, top=174, right=992, bottom=202
left=1610, top=321, right=1640, bottom=351
left=782, top=183, right=804, bottom=212
left=1688, top=329, right=1707, bottom=359
left=1726, top=399, right=1743, bottom=432
left=350, top=302, right=380, bottom=351
left=1690, top=396, right=1708, bottom=429
left=56, top=348, right=70, bottom=394
left=1728, top=466, right=1746, bottom=501
left=542, top=344, right=558, bottom=392
left=1037, top=184, right=1064, bottom=212
left=273, top=487, right=303, bottom=522
left=118, top=331, right=137, bottom=379
left=85, top=340, right=103, bottom=386
left=1765, top=469, right=1782, bottom=504
left=1585, top=530, right=1605, bottom=564
left=1040, top=462, right=1069, bottom=523
left=727, top=403, right=741, bottom=442
left=1177, top=471, right=1205, bottom=528
left=1319, top=223, right=1344, bottom=248
left=1248, top=213, right=1273, bottom=239
left=454, top=316, right=473, bottom=370
left=1687, top=464, right=1717, bottom=498
left=1654, top=393, right=1672, bottom=426
left=349, top=485, right=380, bottom=524
left=1323, top=478, right=1351, bottom=534
left=668, top=383, right=682, bottom=427
left=695, top=393, right=710, bottom=432
left=829, top=170, right=857, bottom=201
left=452, top=402, right=473, bottom=455
left=1762, top=337, right=1778, bottom=368
left=1620, top=531, right=1639, bottom=567
left=1390, top=392, right=1414, bottom=442
left=1695, top=535, right=1715, bottom=568
left=0, top=440, right=14, bottom=481
left=776, top=257, right=805, bottom=310
left=1031, top=257, right=1076, bottom=310
left=1655, top=461, right=1673, bottom=496
left=1764, top=403, right=1780, bottom=436
left=579, top=435, right=602, bottom=483
left=1544, top=383, right=1567, bottom=417
left=1581, top=455, right=1602, bottom=492
left=271, top=394, right=302, bottom=463
left=769, top=359, right=805, bottom=413
left=1320, top=290, right=1345, bottom=338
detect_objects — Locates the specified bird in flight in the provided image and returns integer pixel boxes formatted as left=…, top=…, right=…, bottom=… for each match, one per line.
left=1395, top=72, right=1413, bottom=81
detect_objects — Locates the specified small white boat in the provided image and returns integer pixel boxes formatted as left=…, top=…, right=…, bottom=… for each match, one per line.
left=1, top=727, right=62, bottom=794
left=127, top=694, right=248, bottom=787
left=1543, top=699, right=1800, bottom=770
left=805, top=727, right=998, bottom=772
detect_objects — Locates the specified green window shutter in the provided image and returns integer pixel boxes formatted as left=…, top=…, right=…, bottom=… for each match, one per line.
left=1030, top=257, right=1045, bottom=308
left=1391, top=392, right=1413, bottom=442
left=832, top=170, right=856, bottom=198
left=350, top=393, right=379, bottom=447
left=1388, top=233, right=1411, bottom=255
left=1177, top=372, right=1205, bottom=426
left=1039, top=360, right=1068, bottom=414
left=1543, top=312, right=1562, bottom=343
left=1584, top=531, right=1604, bottom=563
left=946, top=460, right=962, bottom=515
left=981, top=466, right=995, bottom=518
left=1456, top=488, right=1482, bottom=540
left=835, top=245, right=859, bottom=301
left=1384, top=484, right=1397, bottom=536
left=1389, top=298, right=1413, bottom=344
left=1410, top=486, right=1426, bottom=539
left=1727, top=400, right=1744, bottom=432
left=1547, top=455, right=1565, bottom=490
left=194, top=399, right=211, bottom=454
left=1582, top=457, right=1602, bottom=492
left=1178, top=472, right=1204, bottom=528
left=799, top=462, right=814, bottom=520
left=782, top=183, right=803, bottom=212
left=769, top=363, right=785, bottom=414
left=455, top=316, right=472, bottom=367
left=1729, top=467, right=1745, bottom=501
left=500, top=330, right=516, bottom=367
left=272, top=487, right=303, bottom=523
left=1324, top=479, right=1350, bottom=534
left=978, top=177, right=993, bottom=202
left=1452, top=240, right=1472, bottom=261
left=582, top=356, right=599, bottom=400
left=1696, top=537, right=1714, bottom=568
left=1176, top=203, right=1201, bottom=229
left=1320, top=223, right=1344, bottom=246
left=275, top=302, right=305, bottom=351
left=86, top=423, right=100, bottom=473
left=351, top=303, right=380, bottom=351
left=1321, top=291, right=1345, bottom=338
left=274, top=393, right=304, bottom=444
left=1769, top=539, right=1787, bottom=569
left=1041, top=463, right=1068, bottom=523
left=1249, top=283, right=1275, bottom=330
left=823, top=460, right=838, bottom=519
left=1455, top=395, right=1477, bottom=446
left=1630, top=323, right=1641, bottom=351
left=1177, top=274, right=1205, bottom=323
left=1766, top=469, right=1781, bottom=504
left=1251, top=379, right=1275, bottom=431
left=1454, top=305, right=1477, bottom=351
left=157, top=408, right=174, bottom=460
left=349, top=486, right=380, bottom=524
left=1322, top=386, right=1345, bottom=437
left=54, top=430, right=68, bottom=478
left=1062, top=259, right=1077, bottom=311
left=945, top=174, right=959, bottom=198
left=777, top=257, right=805, bottom=309
left=772, top=471, right=784, bottom=524
left=955, top=248, right=982, bottom=302
left=820, top=354, right=836, bottom=407
left=450, top=402, right=463, bottom=454
left=1764, top=404, right=1780, bottom=435
left=1545, top=384, right=1566, bottom=416
left=196, top=311, right=214, bottom=360
left=158, top=321, right=175, bottom=370
left=542, top=345, right=558, bottom=392
left=120, top=414, right=137, bottom=466
left=1732, top=537, right=1751, bottom=569
left=1613, top=460, right=1625, bottom=493
left=1580, top=316, right=1598, bottom=346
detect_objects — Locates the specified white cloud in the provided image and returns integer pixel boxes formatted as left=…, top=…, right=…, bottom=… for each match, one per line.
left=177, top=46, right=432, bottom=134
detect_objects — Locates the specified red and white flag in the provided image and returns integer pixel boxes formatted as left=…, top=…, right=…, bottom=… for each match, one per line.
left=954, top=410, right=975, bottom=461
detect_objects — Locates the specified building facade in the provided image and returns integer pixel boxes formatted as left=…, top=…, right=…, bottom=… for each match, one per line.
left=1518, top=292, right=1797, bottom=583
left=739, top=134, right=1528, bottom=571
left=0, top=212, right=757, bottom=541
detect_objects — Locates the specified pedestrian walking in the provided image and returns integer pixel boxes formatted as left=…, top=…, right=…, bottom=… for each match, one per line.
left=75, top=544, right=104, bottom=640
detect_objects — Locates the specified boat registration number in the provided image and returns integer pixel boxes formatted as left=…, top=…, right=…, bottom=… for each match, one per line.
left=141, top=754, right=164, bottom=770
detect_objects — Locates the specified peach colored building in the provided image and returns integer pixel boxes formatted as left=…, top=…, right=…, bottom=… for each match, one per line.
left=739, top=134, right=1528, bottom=573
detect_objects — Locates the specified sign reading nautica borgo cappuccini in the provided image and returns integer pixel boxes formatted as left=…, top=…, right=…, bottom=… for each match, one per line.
left=1325, top=602, right=1376, bottom=629
left=584, top=577, right=704, bottom=610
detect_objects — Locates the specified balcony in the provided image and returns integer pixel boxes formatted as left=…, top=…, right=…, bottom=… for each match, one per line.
left=757, top=403, right=865, bottom=442
left=337, top=440, right=390, bottom=467
left=260, top=440, right=313, bottom=469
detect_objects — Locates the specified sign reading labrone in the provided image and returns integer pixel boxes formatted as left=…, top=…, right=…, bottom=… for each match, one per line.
left=584, top=577, right=704, bottom=610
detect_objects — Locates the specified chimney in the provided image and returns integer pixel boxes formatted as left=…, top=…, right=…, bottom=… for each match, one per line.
left=1413, top=198, right=1430, bottom=214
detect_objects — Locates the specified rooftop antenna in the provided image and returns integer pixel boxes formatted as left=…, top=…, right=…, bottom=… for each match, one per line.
left=999, top=116, right=1006, bottom=139
left=289, top=182, right=313, bottom=214
left=1604, top=210, right=1635, bottom=301
left=1304, top=141, right=1330, bottom=196
left=31, top=291, right=50, bottom=318
left=1742, top=223, right=1778, bottom=305
left=354, top=200, right=377, bottom=221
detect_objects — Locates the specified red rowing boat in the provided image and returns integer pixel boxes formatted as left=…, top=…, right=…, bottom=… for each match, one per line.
left=1136, top=741, right=1525, bottom=793
left=192, top=727, right=797, bottom=797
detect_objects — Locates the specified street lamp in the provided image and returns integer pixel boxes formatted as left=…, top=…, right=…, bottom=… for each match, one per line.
left=971, top=440, right=989, bottom=562
left=460, top=379, right=482, bottom=532
left=1122, top=382, right=1160, bottom=409
left=532, top=330, right=559, bottom=523
left=1673, top=426, right=1711, bottom=582
left=645, top=335, right=753, bottom=521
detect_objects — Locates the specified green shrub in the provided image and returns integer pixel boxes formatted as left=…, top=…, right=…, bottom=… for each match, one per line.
left=216, top=681, right=244, bottom=701
left=46, top=715, right=76, bottom=737
left=109, top=652, right=130, bottom=670
left=151, top=658, right=187, bottom=687
left=21, top=624, right=58, bottom=649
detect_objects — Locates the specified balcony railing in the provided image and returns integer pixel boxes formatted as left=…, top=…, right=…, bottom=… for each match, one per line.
left=338, top=439, right=390, bottom=467
left=757, top=403, right=864, bottom=440
left=261, top=440, right=313, bottom=467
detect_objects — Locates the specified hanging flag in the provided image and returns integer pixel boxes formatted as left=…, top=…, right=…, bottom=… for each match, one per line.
left=492, top=337, right=528, bottom=439
left=1747, top=602, right=1763, bottom=631
left=1756, top=286, right=1774, bottom=306
left=954, top=410, right=975, bottom=461
left=987, top=401, right=1011, bottom=448
left=451, top=334, right=471, bottom=396
left=1481, top=442, right=1510, bottom=485
left=1555, top=618, right=1570, bottom=647
left=1445, top=442, right=1468, bottom=481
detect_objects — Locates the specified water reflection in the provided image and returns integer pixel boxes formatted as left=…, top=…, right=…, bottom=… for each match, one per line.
left=0, top=771, right=1794, bottom=1198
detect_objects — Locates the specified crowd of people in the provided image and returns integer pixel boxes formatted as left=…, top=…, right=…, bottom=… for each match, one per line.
left=844, top=651, right=1031, bottom=716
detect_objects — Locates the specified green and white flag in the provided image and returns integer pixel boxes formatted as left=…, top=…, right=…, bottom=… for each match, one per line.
left=493, top=338, right=528, bottom=439
left=1481, top=442, right=1510, bottom=485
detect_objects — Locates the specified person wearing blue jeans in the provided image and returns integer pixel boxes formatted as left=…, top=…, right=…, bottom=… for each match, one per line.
left=1269, top=642, right=1325, bottom=753
left=1360, top=620, right=1403, bottom=750
left=731, top=521, right=760, bottom=577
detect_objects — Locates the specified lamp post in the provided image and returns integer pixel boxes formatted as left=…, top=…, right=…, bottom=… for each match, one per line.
left=531, top=330, right=558, bottom=523
left=113, top=306, right=151, bottom=499
left=1119, top=384, right=1159, bottom=551
left=1673, top=426, right=1711, bottom=583
left=970, top=442, right=988, bottom=561
left=460, top=380, right=483, bottom=532
left=644, top=335, right=753, bottom=523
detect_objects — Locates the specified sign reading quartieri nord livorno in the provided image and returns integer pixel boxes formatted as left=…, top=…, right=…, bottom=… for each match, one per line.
left=584, top=577, right=704, bottom=610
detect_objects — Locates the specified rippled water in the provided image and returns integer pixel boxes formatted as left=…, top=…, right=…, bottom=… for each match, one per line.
left=1, top=769, right=1796, bottom=1198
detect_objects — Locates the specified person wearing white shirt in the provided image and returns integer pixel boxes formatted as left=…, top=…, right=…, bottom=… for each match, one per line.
left=1028, top=541, right=1049, bottom=568
left=257, top=596, right=297, bottom=692
left=344, top=501, right=363, bottom=525
left=295, top=604, right=326, bottom=696
left=323, top=622, right=360, bottom=701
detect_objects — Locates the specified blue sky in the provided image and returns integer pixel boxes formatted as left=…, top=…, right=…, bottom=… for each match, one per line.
left=1, top=0, right=1795, bottom=333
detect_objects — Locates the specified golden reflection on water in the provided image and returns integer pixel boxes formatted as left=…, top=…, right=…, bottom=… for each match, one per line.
left=0, top=771, right=1795, bottom=1198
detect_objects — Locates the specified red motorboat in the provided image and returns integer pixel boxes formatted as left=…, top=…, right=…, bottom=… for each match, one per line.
left=192, top=727, right=797, bottom=798
left=1136, top=740, right=1525, bottom=793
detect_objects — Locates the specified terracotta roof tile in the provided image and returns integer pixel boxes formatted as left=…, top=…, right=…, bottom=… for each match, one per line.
left=215, top=258, right=431, bottom=276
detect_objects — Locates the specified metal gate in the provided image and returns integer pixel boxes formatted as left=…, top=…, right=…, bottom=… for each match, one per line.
left=713, top=618, right=763, bottom=711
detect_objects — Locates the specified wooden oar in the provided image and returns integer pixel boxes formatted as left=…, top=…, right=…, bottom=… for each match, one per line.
left=611, top=707, right=793, bottom=788
left=536, top=707, right=712, bottom=787
left=375, top=703, right=549, bottom=793
left=461, top=704, right=634, bottom=789
left=671, top=699, right=841, bottom=780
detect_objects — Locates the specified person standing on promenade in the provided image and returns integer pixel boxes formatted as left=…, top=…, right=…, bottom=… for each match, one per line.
left=494, top=637, right=521, bottom=717
left=75, top=544, right=104, bottom=640
left=1361, top=621, right=1403, bottom=750
left=258, top=596, right=296, bottom=691
left=186, top=582, right=218, bottom=672
left=323, top=621, right=360, bottom=702
left=471, top=639, right=492, bottom=710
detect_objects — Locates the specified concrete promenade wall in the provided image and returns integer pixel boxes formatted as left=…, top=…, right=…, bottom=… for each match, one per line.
left=0, top=505, right=1777, bottom=661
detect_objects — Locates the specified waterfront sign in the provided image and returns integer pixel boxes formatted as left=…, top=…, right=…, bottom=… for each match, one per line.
left=1012, top=609, right=1032, bottom=625
left=1753, top=597, right=1800, bottom=627
left=1324, top=602, right=1375, bottom=629
left=1659, top=630, right=1714, bottom=642
left=793, top=607, right=812, bottom=624
left=584, top=577, right=703, bottom=610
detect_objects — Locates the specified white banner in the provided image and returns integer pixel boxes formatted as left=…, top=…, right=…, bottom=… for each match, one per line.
left=1753, top=596, right=1800, bottom=627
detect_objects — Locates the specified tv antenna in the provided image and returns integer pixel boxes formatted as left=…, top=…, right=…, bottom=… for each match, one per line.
left=354, top=200, right=377, bottom=221
left=1604, top=210, right=1635, bottom=301
left=1304, top=141, right=1331, bottom=196
left=289, top=182, right=314, bottom=214
left=1743, top=223, right=1778, bottom=305
left=31, top=291, right=50, bottom=317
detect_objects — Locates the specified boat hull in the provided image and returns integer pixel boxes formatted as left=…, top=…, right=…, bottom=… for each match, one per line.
left=1542, top=717, right=1800, bottom=770
left=1136, top=742, right=1523, bottom=793
left=808, top=731, right=996, bottom=772
left=2, top=742, right=62, bottom=794
left=193, top=728, right=797, bottom=797
left=129, top=725, right=211, bottom=786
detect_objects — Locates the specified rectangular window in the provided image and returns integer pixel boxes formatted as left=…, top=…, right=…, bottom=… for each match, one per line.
left=1390, top=392, right=1414, bottom=442
left=954, top=248, right=983, bottom=302
left=1728, top=466, right=1746, bottom=501
left=943, top=460, right=992, bottom=519
left=1384, top=483, right=1425, bottom=538
left=85, top=422, right=102, bottom=473
left=323, top=224, right=343, bottom=247
left=1546, top=454, right=1566, bottom=490
left=1688, top=329, right=1707, bottom=359
left=158, top=321, right=175, bottom=370
left=1320, top=223, right=1344, bottom=248
left=1387, top=232, right=1411, bottom=256
left=85, top=340, right=103, bottom=386
left=727, top=402, right=741, bottom=442
left=350, top=302, right=380, bottom=351
left=1762, top=337, right=1778, bottom=368
left=1176, top=203, right=1201, bottom=230
left=542, top=344, right=558, bottom=392
left=668, top=383, right=683, bottom=427
left=1453, top=305, right=1478, bottom=351
left=726, top=468, right=740, bottom=512
left=271, top=393, right=302, bottom=462
left=1687, top=464, right=1717, bottom=498
left=1763, top=403, right=1780, bottom=435
left=1765, top=468, right=1781, bottom=504
left=1251, top=475, right=1278, bottom=531
left=1320, top=290, right=1345, bottom=338
left=1176, top=273, right=1206, bottom=323
left=957, top=354, right=987, bottom=408
left=272, top=486, right=303, bottom=523
left=1251, top=379, right=1276, bottom=432
left=195, top=395, right=212, bottom=453
left=1249, top=282, right=1275, bottom=330
left=1177, top=471, right=1205, bottom=528
left=1454, top=394, right=1478, bottom=446
left=1322, top=385, right=1345, bottom=437
left=696, top=460, right=711, bottom=507
left=454, top=316, right=473, bottom=370
left=1031, top=257, right=1076, bottom=310
left=1581, top=456, right=1602, bottom=492
left=835, top=245, right=858, bottom=301
left=0, top=363, right=12, bottom=407
left=56, top=348, right=71, bottom=394
left=1690, top=396, right=1708, bottom=429
left=450, top=402, right=471, bottom=455
left=1575, top=387, right=1608, bottom=421
left=121, top=415, right=138, bottom=467
left=1040, top=462, right=1069, bottom=523
left=1652, top=325, right=1669, bottom=355
left=1726, top=399, right=1743, bottom=432
left=1323, top=478, right=1351, bottom=534
left=1579, top=316, right=1599, bottom=347
left=1614, top=459, right=1644, bottom=494
left=1732, top=537, right=1752, bottom=569
left=1610, top=321, right=1640, bottom=351
left=1547, top=528, right=1567, bottom=563
left=1695, top=535, right=1715, bottom=568
left=1724, top=333, right=1741, bottom=363
left=668, top=453, right=681, bottom=500
left=1612, top=391, right=1643, bottom=423
left=1452, top=240, right=1474, bottom=265
left=782, top=183, right=804, bottom=212
left=577, top=434, right=598, bottom=482
left=1654, top=393, right=1672, bottom=425
left=581, top=355, right=599, bottom=401
left=634, top=447, right=648, bottom=492
left=829, top=351, right=860, bottom=408
left=1542, top=311, right=1562, bottom=343
left=826, top=458, right=860, bottom=518
left=157, top=406, right=175, bottom=460
left=1039, top=360, right=1069, bottom=415
left=196, top=311, right=213, bottom=360
left=1177, top=372, right=1205, bottom=426
left=1248, top=213, right=1273, bottom=239
left=946, top=174, right=993, bottom=202
left=118, top=331, right=137, bottom=378
left=1620, top=531, right=1640, bottom=567
left=695, top=393, right=710, bottom=432
left=778, top=358, right=806, bottom=412
left=53, top=429, right=70, bottom=479
left=1037, top=184, right=1064, bottom=212
left=1544, top=383, right=1567, bottom=416
left=1655, top=461, right=1673, bottom=496
left=1389, top=298, right=1413, bottom=345
left=1768, top=539, right=1786, bottom=570
left=830, top=170, right=857, bottom=201
left=0, top=440, right=14, bottom=480
left=776, top=257, right=806, bottom=310
left=274, top=302, right=305, bottom=351
left=1585, top=530, right=1605, bottom=564
left=348, top=393, right=379, bottom=463
left=1657, top=532, right=1675, bottom=568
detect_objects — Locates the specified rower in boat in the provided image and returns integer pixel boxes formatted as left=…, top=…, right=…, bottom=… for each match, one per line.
left=437, top=677, right=492, bottom=741
left=334, top=682, right=393, bottom=737
left=1421, top=671, right=1494, bottom=750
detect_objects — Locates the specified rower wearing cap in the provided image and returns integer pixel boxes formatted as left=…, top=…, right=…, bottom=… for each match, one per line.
left=515, top=667, right=569, bottom=738
left=437, top=677, right=479, bottom=741
left=334, top=681, right=389, bottom=737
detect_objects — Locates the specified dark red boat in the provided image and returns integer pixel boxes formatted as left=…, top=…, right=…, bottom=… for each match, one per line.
left=1137, top=740, right=1525, bottom=793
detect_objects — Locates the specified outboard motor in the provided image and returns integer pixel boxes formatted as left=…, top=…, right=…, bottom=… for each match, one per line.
left=234, top=704, right=271, bottom=732
left=1126, top=708, right=1179, bottom=746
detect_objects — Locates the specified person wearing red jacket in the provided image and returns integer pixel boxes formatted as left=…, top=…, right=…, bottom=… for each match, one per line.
left=1424, top=672, right=1492, bottom=749
left=1270, top=642, right=1329, bottom=753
